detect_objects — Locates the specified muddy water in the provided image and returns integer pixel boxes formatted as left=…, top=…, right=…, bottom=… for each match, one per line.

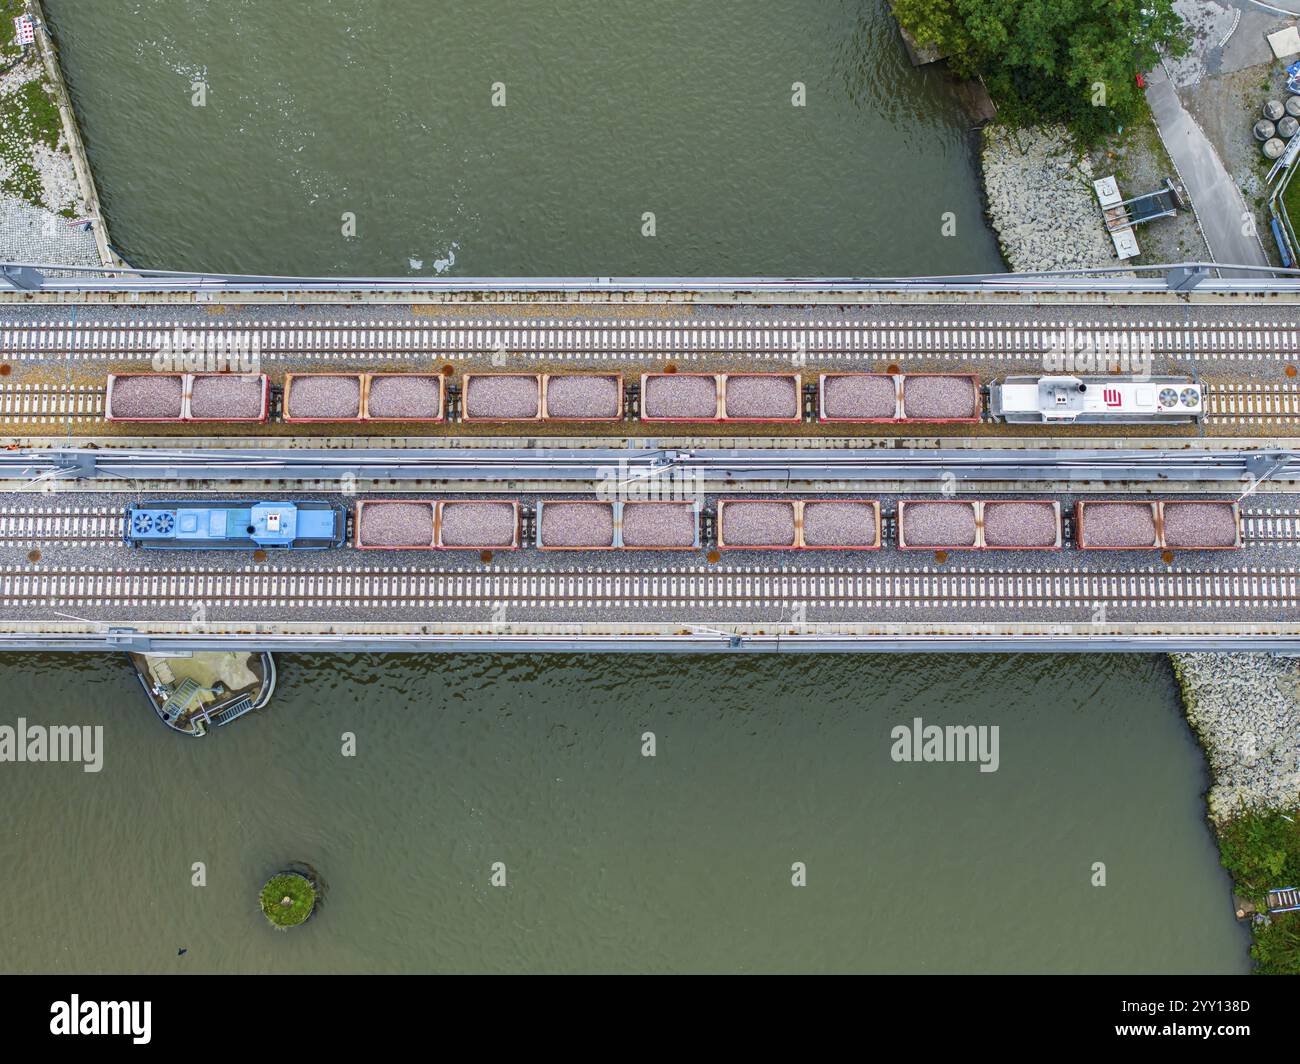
left=44, top=0, right=1002, bottom=276
left=0, top=652, right=1247, bottom=973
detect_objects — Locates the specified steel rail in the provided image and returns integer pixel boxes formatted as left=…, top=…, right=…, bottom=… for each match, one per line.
left=0, top=445, right=1293, bottom=484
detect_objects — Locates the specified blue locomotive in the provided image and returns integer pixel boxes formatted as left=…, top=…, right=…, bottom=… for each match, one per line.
left=124, top=500, right=348, bottom=550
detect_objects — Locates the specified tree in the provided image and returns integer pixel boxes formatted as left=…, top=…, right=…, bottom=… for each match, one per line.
left=892, top=0, right=1186, bottom=139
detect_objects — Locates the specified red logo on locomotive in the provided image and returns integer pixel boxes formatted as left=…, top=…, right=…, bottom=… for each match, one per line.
left=1103, top=388, right=1123, bottom=407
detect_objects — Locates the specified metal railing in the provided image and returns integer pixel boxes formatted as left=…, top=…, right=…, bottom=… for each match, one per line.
left=2, top=261, right=1300, bottom=294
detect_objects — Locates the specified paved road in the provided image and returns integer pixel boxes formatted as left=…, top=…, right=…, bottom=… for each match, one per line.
left=1146, top=59, right=1272, bottom=277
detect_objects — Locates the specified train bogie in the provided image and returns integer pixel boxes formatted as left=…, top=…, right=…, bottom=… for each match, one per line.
left=125, top=500, right=346, bottom=550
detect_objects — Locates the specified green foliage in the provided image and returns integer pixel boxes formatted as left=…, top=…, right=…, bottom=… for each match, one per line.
left=1250, top=912, right=1300, bottom=975
left=259, top=873, right=316, bottom=930
left=893, top=0, right=1187, bottom=141
left=1217, top=809, right=1300, bottom=903
left=1215, top=809, right=1300, bottom=974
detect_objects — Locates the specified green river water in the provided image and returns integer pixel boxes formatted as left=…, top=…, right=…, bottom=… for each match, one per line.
left=0, top=0, right=1248, bottom=973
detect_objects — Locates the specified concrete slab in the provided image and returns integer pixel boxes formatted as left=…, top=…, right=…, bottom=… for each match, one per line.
left=1267, top=25, right=1300, bottom=58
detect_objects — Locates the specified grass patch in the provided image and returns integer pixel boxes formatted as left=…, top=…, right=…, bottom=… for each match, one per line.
left=0, top=72, right=61, bottom=208
left=259, top=873, right=316, bottom=930
left=1216, top=808, right=1300, bottom=974
left=0, top=1, right=28, bottom=61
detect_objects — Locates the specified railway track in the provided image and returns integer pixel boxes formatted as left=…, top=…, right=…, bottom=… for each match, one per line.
left=2, top=565, right=1299, bottom=612
left=0, top=383, right=103, bottom=424
left=3, top=318, right=1300, bottom=363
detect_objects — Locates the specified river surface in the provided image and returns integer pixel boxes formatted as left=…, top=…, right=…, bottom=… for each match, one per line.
left=8, top=2, right=1248, bottom=973
left=44, top=0, right=1002, bottom=276
left=0, top=653, right=1246, bottom=973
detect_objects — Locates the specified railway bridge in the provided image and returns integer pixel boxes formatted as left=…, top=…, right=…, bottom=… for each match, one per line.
left=5, top=262, right=1300, bottom=653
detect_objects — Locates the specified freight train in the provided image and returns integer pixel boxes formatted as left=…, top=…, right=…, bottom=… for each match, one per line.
left=104, top=372, right=1202, bottom=426
left=121, top=497, right=1241, bottom=552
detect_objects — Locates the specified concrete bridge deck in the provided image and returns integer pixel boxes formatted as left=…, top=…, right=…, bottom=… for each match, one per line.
left=3, top=271, right=1300, bottom=650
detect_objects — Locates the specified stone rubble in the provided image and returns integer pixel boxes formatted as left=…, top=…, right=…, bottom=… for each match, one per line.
left=1171, top=654, right=1300, bottom=822
left=981, top=123, right=1122, bottom=275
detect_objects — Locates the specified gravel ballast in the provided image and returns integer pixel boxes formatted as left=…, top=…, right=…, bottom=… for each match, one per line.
left=822, top=374, right=897, bottom=419
left=357, top=502, right=435, bottom=547
left=545, top=375, right=621, bottom=419
left=438, top=501, right=517, bottom=547
left=1162, top=502, right=1238, bottom=548
left=902, top=375, right=978, bottom=420
left=983, top=502, right=1059, bottom=548
left=643, top=374, right=718, bottom=419
left=190, top=374, right=264, bottom=420
left=802, top=501, right=878, bottom=547
left=620, top=502, right=697, bottom=547
left=902, top=502, right=977, bottom=547
left=287, top=375, right=362, bottom=419
left=367, top=374, right=442, bottom=419
left=539, top=502, right=616, bottom=548
left=720, top=501, right=796, bottom=547
left=724, top=374, right=798, bottom=419
left=110, top=375, right=183, bottom=419
left=1080, top=503, right=1157, bottom=548
left=465, top=375, right=541, bottom=419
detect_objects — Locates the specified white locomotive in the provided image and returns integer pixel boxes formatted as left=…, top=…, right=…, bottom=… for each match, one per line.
left=989, top=375, right=1202, bottom=424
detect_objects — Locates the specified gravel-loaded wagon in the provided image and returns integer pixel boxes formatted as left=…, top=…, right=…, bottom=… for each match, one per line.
left=640, top=373, right=723, bottom=421
left=817, top=373, right=981, bottom=422
left=818, top=373, right=900, bottom=422
left=716, top=499, right=800, bottom=549
left=352, top=500, right=438, bottom=549
left=898, top=500, right=1061, bottom=549
left=720, top=373, right=802, bottom=422
left=189, top=373, right=270, bottom=422
left=1074, top=501, right=1160, bottom=549
left=897, top=501, right=980, bottom=549
left=1076, top=499, right=1241, bottom=549
left=364, top=373, right=445, bottom=421
left=283, top=373, right=365, bottom=422
left=799, top=499, right=881, bottom=549
left=536, top=500, right=618, bottom=549
left=461, top=373, right=543, bottom=421
left=899, top=373, right=982, bottom=422
left=981, top=501, right=1062, bottom=549
left=1160, top=500, right=1241, bottom=549
left=541, top=373, right=623, bottom=421
left=620, top=501, right=701, bottom=549
left=437, top=501, right=521, bottom=549
left=105, top=373, right=187, bottom=422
